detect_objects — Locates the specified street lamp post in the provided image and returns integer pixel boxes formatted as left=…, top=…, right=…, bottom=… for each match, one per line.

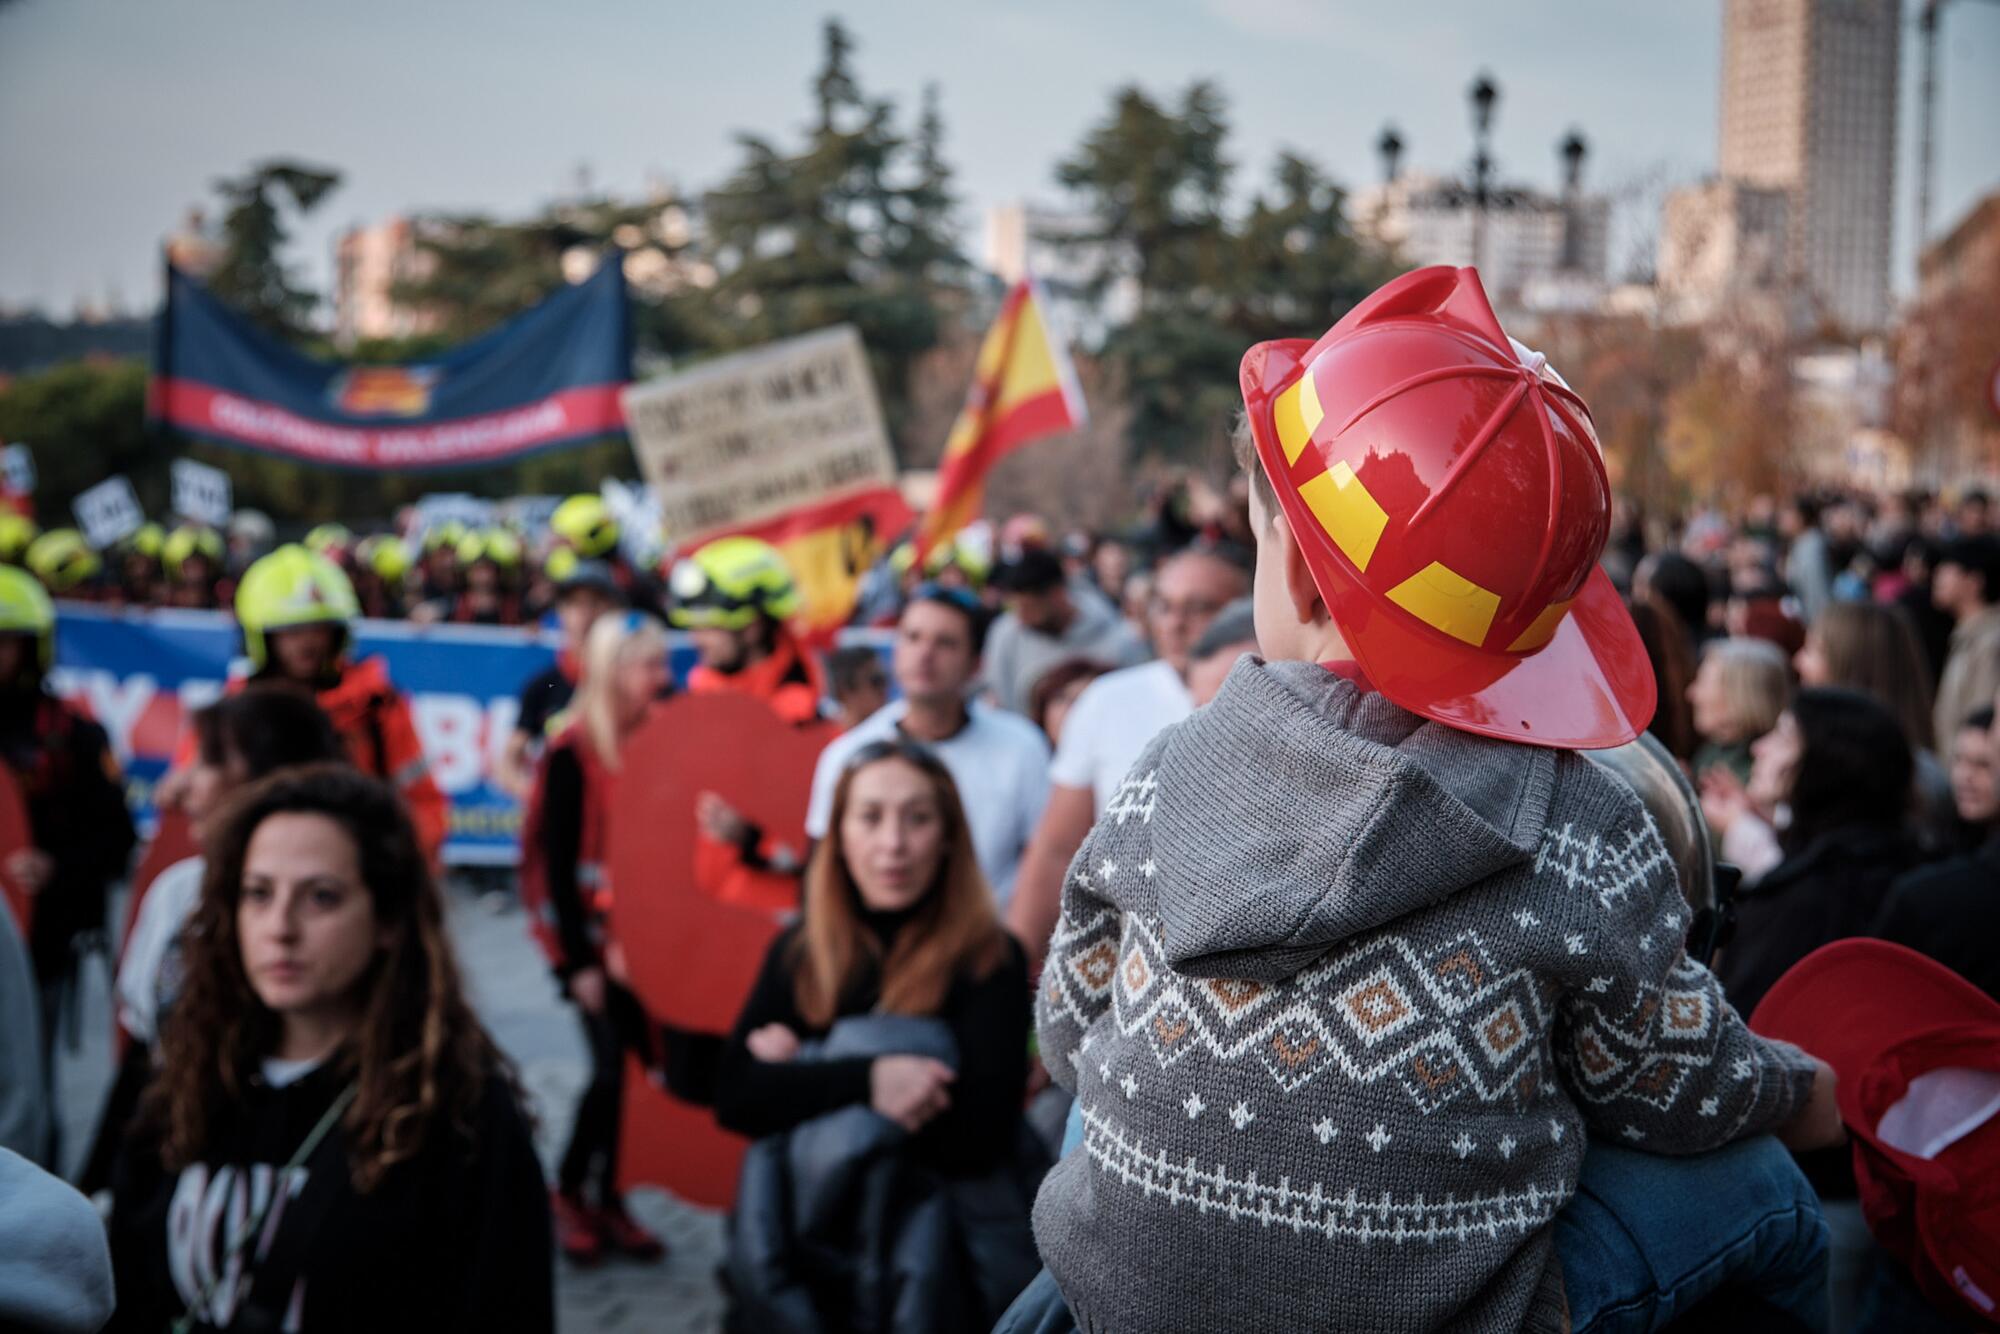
left=1558, top=129, right=1587, bottom=273
left=1377, top=124, right=1404, bottom=184
left=1468, top=73, right=1499, bottom=276
left=1376, top=124, right=1404, bottom=241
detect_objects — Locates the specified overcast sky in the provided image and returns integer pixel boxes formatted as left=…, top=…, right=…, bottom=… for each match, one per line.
left=2, top=0, right=1994, bottom=317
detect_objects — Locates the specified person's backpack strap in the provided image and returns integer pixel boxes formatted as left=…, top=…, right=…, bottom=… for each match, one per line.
left=230, top=1106, right=352, bottom=1334
left=188, top=1083, right=354, bottom=1334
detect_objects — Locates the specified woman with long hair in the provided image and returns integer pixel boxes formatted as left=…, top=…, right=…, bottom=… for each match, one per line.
left=106, top=764, right=550, bottom=1333
left=517, top=609, right=671, bottom=1265
left=1713, top=687, right=1919, bottom=1018
left=1794, top=599, right=1955, bottom=850
left=1793, top=601, right=1935, bottom=750
left=716, top=738, right=1032, bottom=1327
left=115, top=687, right=346, bottom=1053
left=82, top=687, right=346, bottom=1195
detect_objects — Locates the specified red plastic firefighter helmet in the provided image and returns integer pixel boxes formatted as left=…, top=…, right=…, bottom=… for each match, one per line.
left=1239, top=265, right=1654, bottom=749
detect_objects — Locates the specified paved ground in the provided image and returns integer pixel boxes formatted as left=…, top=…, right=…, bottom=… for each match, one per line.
left=54, top=879, right=727, bottom=1333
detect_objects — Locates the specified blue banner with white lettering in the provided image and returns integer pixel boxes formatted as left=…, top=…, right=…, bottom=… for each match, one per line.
left=149, top=256, right=630, bottom=471
left=51, top=606, right=561, bottom=864
left=48, top=605, right=889, bottom=867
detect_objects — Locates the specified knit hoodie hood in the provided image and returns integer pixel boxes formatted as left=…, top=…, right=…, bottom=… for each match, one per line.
left=1147, top=658, right=1560, bottom=983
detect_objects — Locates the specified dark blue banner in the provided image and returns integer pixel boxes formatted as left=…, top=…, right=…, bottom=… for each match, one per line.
left=149, top=256, right=630, bottom=471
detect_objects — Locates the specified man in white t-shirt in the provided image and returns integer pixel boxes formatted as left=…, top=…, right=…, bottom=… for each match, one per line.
left=1006, top=544, right=1251, bottom=967
left=808, top=585, right=1051, bottom=907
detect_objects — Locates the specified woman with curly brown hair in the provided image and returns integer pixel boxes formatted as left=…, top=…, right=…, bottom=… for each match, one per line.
left=105, top=764, right=551, bottom=1334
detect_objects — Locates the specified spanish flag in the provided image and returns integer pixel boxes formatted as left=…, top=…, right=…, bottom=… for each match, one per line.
left=916, top=277, right=1087, bottom=561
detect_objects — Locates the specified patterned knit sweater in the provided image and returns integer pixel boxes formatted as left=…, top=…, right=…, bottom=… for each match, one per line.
left=1033, top=658, right=1819, bottom=1333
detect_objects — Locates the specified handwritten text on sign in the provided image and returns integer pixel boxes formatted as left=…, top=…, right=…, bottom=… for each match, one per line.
left=622, top=325, right=896, bottom=542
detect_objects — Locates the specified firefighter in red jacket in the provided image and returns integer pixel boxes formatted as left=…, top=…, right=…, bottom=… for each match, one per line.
left=668, top=537, right=824, bottom=911
left=159, top=544, right=449, bottom=860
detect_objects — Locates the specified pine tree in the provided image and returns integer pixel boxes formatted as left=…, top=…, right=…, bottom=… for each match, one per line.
left=204, top=160, right=342, bottom=339
left=1054, top=84, right=1389, bottom=462
left=697, top=18, right=961, bottom=454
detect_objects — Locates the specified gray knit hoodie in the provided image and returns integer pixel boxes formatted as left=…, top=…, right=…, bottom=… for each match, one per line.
left=1034, top=658, right=1819, bottom=1333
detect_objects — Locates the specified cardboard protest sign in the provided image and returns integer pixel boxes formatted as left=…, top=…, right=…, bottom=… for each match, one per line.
left=623, top=325, right=897, bottom=543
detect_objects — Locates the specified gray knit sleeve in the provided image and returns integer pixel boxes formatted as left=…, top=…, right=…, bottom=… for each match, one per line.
left=1035, top=819, right=1122, bottom=1098
left=1545, top=809, right=1819, bottom=1154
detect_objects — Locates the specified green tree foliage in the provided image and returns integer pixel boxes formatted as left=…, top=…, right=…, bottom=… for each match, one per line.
left=1054, top=85, right=1392, bottom=462
left=1233, top=152, right=1390, bottom=344
left=1056, top=83, right=1233, bottom=307
left=203, top=161, right=342, bottom=338
left=0, top=361, right=152, bottom=519
left=693, top=19, right=963, bottom=453
left=388, top=198, right=705, bottom=360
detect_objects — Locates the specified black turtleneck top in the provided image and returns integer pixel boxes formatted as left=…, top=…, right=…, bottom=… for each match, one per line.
left=714, top=909, right=1029, bottom=1176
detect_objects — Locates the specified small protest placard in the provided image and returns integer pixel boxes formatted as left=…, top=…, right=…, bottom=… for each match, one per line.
left=1, top=445, right=36, bottom=497
left=170, top=458, right=233, bottom=528
left=73, top=477, right=145, bottom=549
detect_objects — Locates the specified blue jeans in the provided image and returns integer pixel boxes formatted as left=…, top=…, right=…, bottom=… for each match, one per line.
left=1557, top=1137, right=1829, bottom=1331
left=1005, top=1107, right=1828, bottom=1332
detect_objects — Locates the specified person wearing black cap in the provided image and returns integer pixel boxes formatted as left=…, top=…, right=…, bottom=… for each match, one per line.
left=982, top=548, right=1145, bottom=716
left=495, top=561, right=623, bottom=800
left=1930, top=535, right=2000, bottom=747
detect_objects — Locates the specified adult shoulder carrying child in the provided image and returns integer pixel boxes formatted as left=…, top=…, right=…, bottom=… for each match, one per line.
left=1026, top=267, right=1844, bottom=1333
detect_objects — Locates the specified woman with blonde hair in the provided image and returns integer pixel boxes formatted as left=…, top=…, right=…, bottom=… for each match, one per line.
left=1686, top=636, right=1792, bottom=782
left=517, top=609, right=671, bottom=1265
left=716, top=738, right=1033, bottom=1328
left=107, top=765, right=550, bottom=1332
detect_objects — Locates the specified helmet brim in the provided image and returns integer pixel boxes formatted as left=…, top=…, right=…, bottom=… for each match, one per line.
left=1328, top=561, right=1654, bottom=749
left=1243, top=337, right=1655, bottom=751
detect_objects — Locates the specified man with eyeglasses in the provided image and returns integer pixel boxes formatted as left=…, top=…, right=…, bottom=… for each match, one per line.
left=983, top=548, right=1147, bottom=716
left=1005, top=542, right=1250, bottom=968
left=806, top=585, right=1052, bottom=908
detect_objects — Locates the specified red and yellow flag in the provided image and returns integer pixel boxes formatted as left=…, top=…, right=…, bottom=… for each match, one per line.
left=916, top=277, right=1086, bottom=561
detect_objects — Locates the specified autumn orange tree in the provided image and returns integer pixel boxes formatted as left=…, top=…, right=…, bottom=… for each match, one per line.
left=1895, top=214, right=2000, bottom=484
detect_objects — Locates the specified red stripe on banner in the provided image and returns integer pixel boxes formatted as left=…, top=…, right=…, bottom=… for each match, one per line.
left=152, top=379, right=627, bottom=468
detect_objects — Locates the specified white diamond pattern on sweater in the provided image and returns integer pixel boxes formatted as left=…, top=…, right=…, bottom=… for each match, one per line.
left=1072, top=915, right=1557, bottom=1117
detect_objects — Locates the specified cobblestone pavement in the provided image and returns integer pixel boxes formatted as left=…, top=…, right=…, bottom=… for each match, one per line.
left=54, top=880, right=727, bottom=1333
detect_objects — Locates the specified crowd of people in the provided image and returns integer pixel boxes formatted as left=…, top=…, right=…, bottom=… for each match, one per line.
left=0, top=494, right=639, bottom=628
left=2, top=264, right=1997, bottom=1334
